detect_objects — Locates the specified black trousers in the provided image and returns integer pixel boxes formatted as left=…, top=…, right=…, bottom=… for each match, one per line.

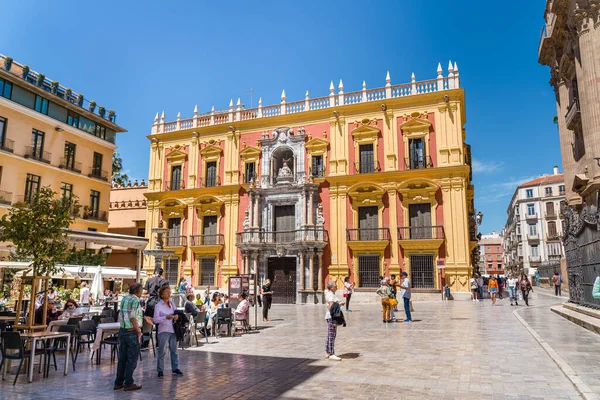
left=521, top=289, right=529, bottom=306
left=345, top=293, right=352, bottom=311
left=263, top=295, right=272, bottom=319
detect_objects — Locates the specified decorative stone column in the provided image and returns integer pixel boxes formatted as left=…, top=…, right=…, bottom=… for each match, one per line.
left=308, top=249, right=315, bottom=291
left=317, top=251, right=324, bottom=291
left=252, top=252, right=259, bottom=275
left=299, top=251, right=305, bottom=290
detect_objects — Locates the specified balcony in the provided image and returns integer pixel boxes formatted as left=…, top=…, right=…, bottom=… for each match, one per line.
left=0, top=190, right=12, bottom=205
left=404, top=156, right=433, bottom=170
left=346, top=228, right=390, bottom=252
left=88, top=167, right=108, bottom=181
left=353, top=160, right=380, bottom=174
left=236, top=227, right=329, bottom=246
left=190, top=234, right=224, bottom=256
left=398, top=226, right=445, bottom=251
left=544, top=191, right=553, bottom=197
left=529, top=256, right=541, bottom=264
left=242, top=172, right=256, bottom=184
left=525, top=212, right=538, bottom=221
left=559, top=190, right=566, bottom=196
left=527, top=234, right=540, bottom=243
left=165, top=235, right=187, bottom=254
left=310, top=167, right=325, bottom=178
left=165, top=180, right=185, bottom=191
left=23, top=146, right=51, bottom=164
left=547, top=232, right=561, bottom=241
left=82, top=210, right=108, bottom=222
left=565, top=98, right=581, bottom=130
left=0, top=138, right=14, bottom=153
left=197, top=176, right=221, bottom=188
left=59, top=158, right=82, bottom=173
left=545, top=209, right=557, bottom=219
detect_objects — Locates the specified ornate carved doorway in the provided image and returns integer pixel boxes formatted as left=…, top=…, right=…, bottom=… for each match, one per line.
left=268, top=256, right=297, bottom=304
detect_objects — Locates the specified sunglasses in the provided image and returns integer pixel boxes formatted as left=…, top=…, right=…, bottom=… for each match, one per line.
left=68, top=304, right=75, bottom=308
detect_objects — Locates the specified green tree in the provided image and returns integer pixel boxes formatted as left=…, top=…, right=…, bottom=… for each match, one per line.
left=112, top=152, right=129, bottom=185
left=0, top=186, right=80, bottom=276
left=553, top=115, right=558, bottom=124
left=64, top=246, right=107, bottom=266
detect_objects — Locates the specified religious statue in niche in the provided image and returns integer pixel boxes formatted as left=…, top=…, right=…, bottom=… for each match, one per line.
left=317, top=205, right=325, bottom=225
left=278, top=157, right=293, bottom=178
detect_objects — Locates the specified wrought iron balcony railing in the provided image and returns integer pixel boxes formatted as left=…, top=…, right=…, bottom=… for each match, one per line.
left=404, top=156, right=433, bottom=170
left=24, top=146, right=51, bottom=163
left=398, top=225, right=444, bottom=240
left=0, top=138, right=14, bottom=153
left=82, top=210, right=108, bottom=222
left=165, top=235, right=187, bottom=247
left=88, top=167, right=109, bottom=181
left=346, top=228, right=390, bottom=241
left=198, top=176, right=221, bottom=188
left=236, top=227, right=328, bottom=244
left=59, top=157, right=82, bottom=173
left=165, top=180, right=185, bottom=191
left=353, top=160, right=380, bottom=174
left=0, top=190, right=12, bottom=205
left=190, top=234, right=224, bottom=246
left=310, top=167, right=325, bottom=178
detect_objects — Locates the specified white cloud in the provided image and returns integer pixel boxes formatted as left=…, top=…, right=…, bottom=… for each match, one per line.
left=475, top=176, right=537, bottom=204
left=472, top=159, right=504, bottom=174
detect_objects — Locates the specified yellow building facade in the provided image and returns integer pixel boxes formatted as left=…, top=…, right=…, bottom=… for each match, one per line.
left=0, top=55, right=126, bottom=258
left=144, top=62, right=476, bottom=303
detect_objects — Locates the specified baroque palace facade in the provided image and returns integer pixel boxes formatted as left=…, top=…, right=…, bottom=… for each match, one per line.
left=144, top=62, right=475, bottom=303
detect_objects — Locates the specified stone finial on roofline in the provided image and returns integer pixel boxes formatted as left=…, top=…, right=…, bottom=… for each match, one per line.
left=194, top=104, right=198, bottom=116
left=329, top=81, right=334, bottom=93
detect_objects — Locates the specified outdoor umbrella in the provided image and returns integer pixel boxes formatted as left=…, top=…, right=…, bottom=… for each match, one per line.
left=90, top=266, right=104, bottom=305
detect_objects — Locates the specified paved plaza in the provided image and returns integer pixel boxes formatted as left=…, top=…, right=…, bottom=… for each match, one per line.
left=1, top=290, right=598, bottom=400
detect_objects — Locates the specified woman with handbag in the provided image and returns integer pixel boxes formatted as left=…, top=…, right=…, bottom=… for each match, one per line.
left=343, top=276, right=354, bottom=312
left=376, top=278, right=394, bottom=323
left=520, top=274, right=533, bottom=306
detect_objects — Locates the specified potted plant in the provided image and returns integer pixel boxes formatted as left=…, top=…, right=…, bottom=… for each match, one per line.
left=3, top=57, right=12, bottom=71
left=77, top=93, right=84, bottom=106
left=108, top=109, right=115, bottom=122
left=51, top=81, right=59, bottom=94
left=36, top=73, right=45, bottom=87
left=65, top=88, right=72, bottom=101
left=21, top=65, right=30, bottom=79
left=98, top=106, right=105, bottom=117
left=89, top=100, right=96, bottom=113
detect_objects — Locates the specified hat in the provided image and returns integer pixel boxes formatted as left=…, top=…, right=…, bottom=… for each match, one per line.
left=401, top=272, right=408, bottom=277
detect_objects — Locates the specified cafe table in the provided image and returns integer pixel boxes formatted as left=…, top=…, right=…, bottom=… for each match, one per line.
left=20, top=331, right=71, bottom=383
left=91, top=322, right=120, bottom=364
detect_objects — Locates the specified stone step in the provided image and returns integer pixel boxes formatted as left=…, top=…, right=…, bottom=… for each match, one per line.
left=551, top=303, right=600, bottom=335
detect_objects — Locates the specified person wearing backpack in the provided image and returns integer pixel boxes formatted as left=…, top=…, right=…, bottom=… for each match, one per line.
left=552, top=272, right=563, bottom=296
left=153, top=285, right=183, bottom=378
left=143, top=267, right=170, bottom=320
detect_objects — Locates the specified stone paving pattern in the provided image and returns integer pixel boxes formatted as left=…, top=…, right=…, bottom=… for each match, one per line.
left=0, top=291, right=595, bottom=399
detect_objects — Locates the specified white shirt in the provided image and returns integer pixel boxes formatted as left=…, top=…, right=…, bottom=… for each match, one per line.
left=343, top=281, right=353, bottom=294
left=80, top=287, right=90, bottom=304
left=470, top=278, right=477, bottom=289
left=324, top=290, right=339, bottom=320
left=507, top=278, right=518, bottom=288
left=400, top=278, right=411, bottom=299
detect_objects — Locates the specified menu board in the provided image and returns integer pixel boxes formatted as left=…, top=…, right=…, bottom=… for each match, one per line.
left=228, top=275, right=251, bottom=310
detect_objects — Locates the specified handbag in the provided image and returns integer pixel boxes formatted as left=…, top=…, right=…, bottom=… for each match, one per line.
left=389, top=298, right=398, bottom=307
left=343, top=293, right=348, bottom=298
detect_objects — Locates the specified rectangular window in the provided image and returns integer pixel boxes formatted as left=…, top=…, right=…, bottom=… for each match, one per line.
left=95, top=124, right=106, bottom=140
left=488, top=264, right=492, bottom=269
left=497, top=264, right=502, bottom=269
left=30, top=129, right=45, bottom=160
left=0, top=116, right=6, bottom=149
left=496, top=254, right=502, bottom=261
left=487, top=255, right=492, bottom=261
left=527, top=204, right=535, bottom=216
left=531, top=245, right=539, bottom=257
left=408, top=138, right=426, bottom=169
left=205, top=161, right=217, bottom=187
left=165, top=258, right=179, bottom=284
left=0, top=78, right=12, bottom=99
left=24, top=174, right=41, bottom=203
left=67, top=111, right=79, bottom=128
left=245, top=162, right=256, bottom=183
left=60, top=182, right=73, bottom=200
left=545, top=187, right=553, bottom=196
left=64, top=142, right=76, bottom=170
left=89, top=190, right=100, bottom=217
left=559, top=185, right=565, bottom=194
left=311, top=155, right=324, bottom=177
left=526, top=189, right=533, bottom=198
left=167, top=218, right=182, bottom=246
left=137, top=228, right=145, bottom=238
left=92, top=152, right=103, bottom=177
left=487, top=247, right=491, bottom=253
left=34, top=95, right=49, bottom=115
left=528, top=224, right=537, bottom=236
left=170, top=165, right=182, bottom=190
left=358, top=144, right=374, bottom=173
left=199, top=257, right=215, bottom=286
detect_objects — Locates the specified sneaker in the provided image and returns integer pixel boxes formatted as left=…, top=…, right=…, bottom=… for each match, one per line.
left=510, top=303, right=513, bottom=306
left=113, top=384, right=124, bottom=390
left=325, top=354, right=330, bottom=359
left=383, top=320, right=387, bottom=323
left=475, top=299, right=479, bottom=302
left=123, top=384, right=142, bottom=391
left=173, top=369, right=184, bottom=376
left=346, top=310, right=352, bottom=312
left=403, top=319, right=412, bottom=323
left=328, top=355, right=342, bottom=361
left=158, top=371, right=163, bottom=379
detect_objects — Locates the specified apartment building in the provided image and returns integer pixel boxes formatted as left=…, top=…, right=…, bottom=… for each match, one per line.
left=479, top=232, right=504, bottom=276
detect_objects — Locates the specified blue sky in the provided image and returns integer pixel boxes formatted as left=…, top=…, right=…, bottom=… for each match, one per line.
left=0, top=0, right=557, bottom=233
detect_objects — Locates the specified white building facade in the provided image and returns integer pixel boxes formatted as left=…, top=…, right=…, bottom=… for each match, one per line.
left=503, top=167, right=566, bottom=275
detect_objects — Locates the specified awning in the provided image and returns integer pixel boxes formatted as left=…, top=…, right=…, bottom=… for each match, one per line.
left=0, top=261, right=32, bottom=270
left=65, top=229, right=148, bottom=251
left=16, top=265, right=147, bottom=280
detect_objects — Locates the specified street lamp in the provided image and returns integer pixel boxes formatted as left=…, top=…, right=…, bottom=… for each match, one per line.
left=101, top=246, right=113, bottom=256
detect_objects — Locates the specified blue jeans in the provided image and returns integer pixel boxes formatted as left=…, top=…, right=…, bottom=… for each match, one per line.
left=157, top=332, right=179, bottom=373
left=115, top=329, right=140, bottom=387
left=509, top=287, right=517, bottom=303
left=403, top=297, right=412, bottom=321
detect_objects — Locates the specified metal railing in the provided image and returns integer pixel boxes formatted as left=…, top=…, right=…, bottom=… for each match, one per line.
left=529, top=256, right=541, bottom=263
left=236, top=227, right=328, bottom=244
left=165, top=235, right=187, bottom=247
left=0, top=190, right=12, bottom=205
left=398, top=226, right=444, bottom=240
left=546, top=209, right=557, bottom=218
left=59, top=157, right=82, bottom=173
left=527, top=234, right=540, bottom=241
left=346, top=228, right=390, bottom=241
left=353, top=160, right=380, bottom=174
left=88, top=167, right=108, bottom=181
left=310, top=167, right=325, bottom=178
left=82, top=210, right=108, bottom=222
left=190, top=234, right=224, bottom=246
left=242, top=172, right=256, bottom=184
left=165, top=180, right=185, bottom=191
left=0, top=138, right=14, bottom=153
left=525, top=212, right=537, bottom=220
left=198, top=176, right=221, bottom=188
left=23, top=146, right=51, bottom=163
left=404, top=156, right=433, bottom=170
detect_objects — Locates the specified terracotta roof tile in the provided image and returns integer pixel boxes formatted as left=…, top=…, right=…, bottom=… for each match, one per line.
left=518, top=174, right=564, bottom=188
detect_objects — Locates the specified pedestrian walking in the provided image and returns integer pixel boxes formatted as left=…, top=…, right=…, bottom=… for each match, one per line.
left=497, top=276, right=504, bottom=299
left=399, top=272, right=412, bottom=322
left=520, top=274, right=533, bottom=306
left=477, top=274, right=484, bottom=300
left=390, top=274, right=399, bottom=312
left=488, top=276, right=498, bottom=305
left=343, top=276, right=354, bottom=312
left=114, top=283, right=143, bottom=391
left=552, top=272, right=563, bottom=296
left=324, top=280, right=344, bottom=361
left=507, top=274, right=519, bottom=306
left=376, top=277, right=393, bottom=323
left=143, top=267, right=169, bottom=320
left=261, top=279, right=273, bottom=322
left=470, top=274, right=479, bottom=302
left=154, top=285, right=183, bottom=378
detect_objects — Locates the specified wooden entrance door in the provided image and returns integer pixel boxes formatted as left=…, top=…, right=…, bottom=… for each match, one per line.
left=203, top=216, right=218, bottom=245
left=274, top=205, right=295, bottom=243
left=268, top=257, right=297, bottom=304
left=359, top=206, right=378, bottom=240
left=409, top=204, right=432, bottom=239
